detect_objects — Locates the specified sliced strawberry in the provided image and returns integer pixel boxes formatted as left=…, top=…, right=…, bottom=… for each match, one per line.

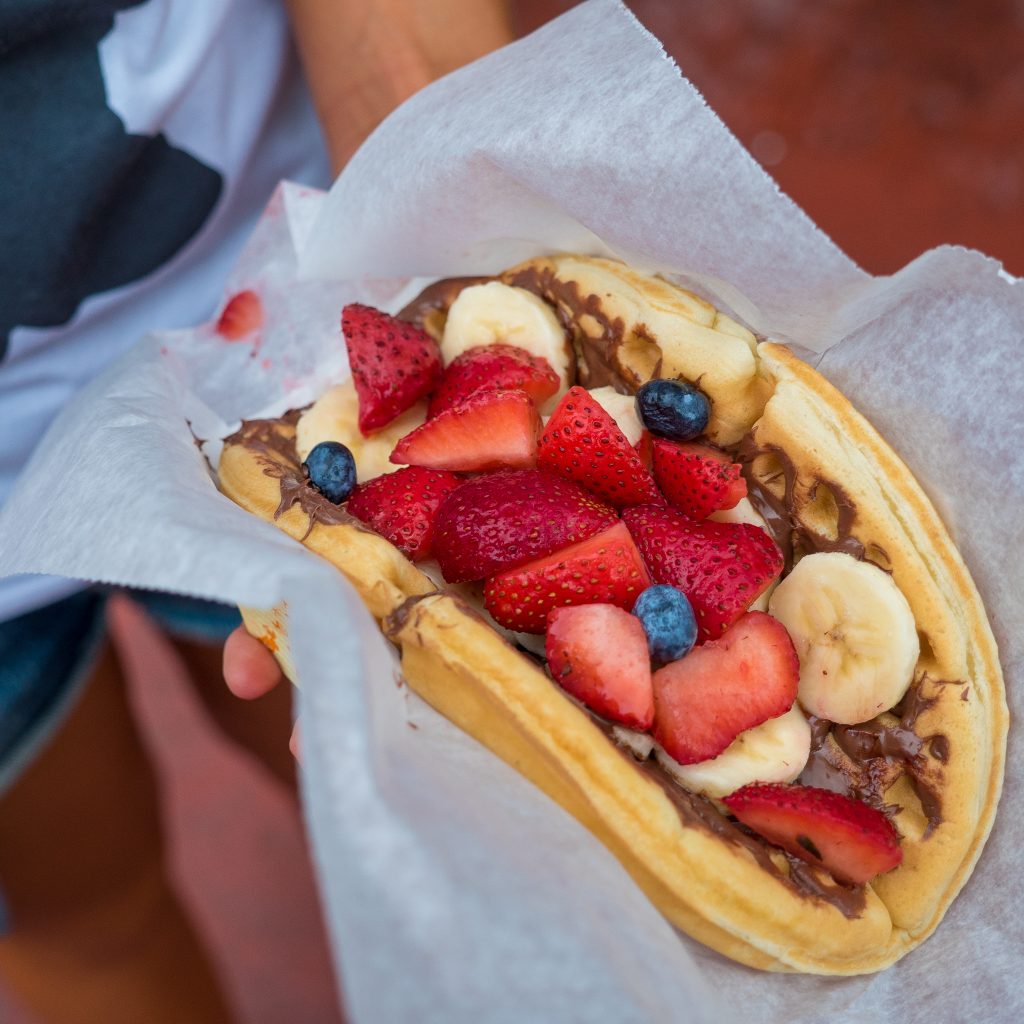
left=635, top=430, right=655, bottom=471
left=391, top=389, right=540, bottom=472
left=484, top=522, right=652, bottom=633
left=538, top=387, right=661, bottom=508
left=651, top=439, right=747, bottom=519
left=722, top=782, right=903, bottom=885
left=622, top=504, right=783, bottom=642
left=216, top=290, right=263, bottom=340
left=546, top=604, right=654, bottom=729
left=652, top=611, right=797, bottom=763
left=428, top=343, right=560, bottom=418
left=432, top=469, right=617, bottom=583
left=342, top=303, right=443, bottom=435
left=346, top=466, right=461, bottom=561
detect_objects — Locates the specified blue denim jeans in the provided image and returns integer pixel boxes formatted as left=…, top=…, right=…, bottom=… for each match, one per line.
left=0, top=587, right=241, bottom=797
left=0, top=587, right=241, bottom=932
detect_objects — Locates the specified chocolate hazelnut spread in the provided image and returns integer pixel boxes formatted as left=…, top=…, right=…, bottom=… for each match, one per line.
left=735, top=436, right=868, bottom=569
left=503, top=264, right=631, bottom=393
left=396, top=269, right=635, bottom=392
left=223, top=416, right=362, bottom=541
left=396, top=276, right=493, bottom=332
left=586, top=707, right=867, bottom=918
left=800, top=674, right=955, bottom=835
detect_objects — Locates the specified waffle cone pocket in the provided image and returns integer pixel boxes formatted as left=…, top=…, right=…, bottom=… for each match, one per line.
left=216, top=255, right=1006, bottom=974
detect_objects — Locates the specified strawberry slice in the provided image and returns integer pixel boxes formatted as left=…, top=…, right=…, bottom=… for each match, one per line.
left=546, top=604, right=654, bottom=729
left=216, top=290, right=263, bottom=340
left=652, top=611, right=797, bottom=763
left=428, top=343, right=560, bottom=418
left=651, top=439, right=747, bottom=519
left=622, top=504, right=783, bottom=643
left=346, top=466, right=461, bottom=561
left=538, top=387, right=661, bottom=508
left=432, top=469, right=617, bottom=583
left=722, top=782, right=903, bottom=885
left=342, top=303, right=443, bottom=435
left=484, top=522, right=652, bottom=633
left=391, top=389, right=540, bottom=472
left=635, top=430, right=655, bottom=471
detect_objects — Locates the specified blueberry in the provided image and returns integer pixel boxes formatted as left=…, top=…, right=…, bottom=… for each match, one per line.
left=303, top=441, right=356, bottom=504
left=632, top=585, right=697, bottom=663
left=635, top=379, right=710, bottom=441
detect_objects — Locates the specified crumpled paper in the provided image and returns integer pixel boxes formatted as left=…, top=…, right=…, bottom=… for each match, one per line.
left=2, top=1, right=1022, bottom=1021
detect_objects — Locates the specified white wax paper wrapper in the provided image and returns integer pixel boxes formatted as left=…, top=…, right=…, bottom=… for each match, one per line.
left=2, top=1, right=1022, bottom=1020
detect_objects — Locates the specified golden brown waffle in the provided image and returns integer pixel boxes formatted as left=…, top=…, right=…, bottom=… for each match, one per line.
left=216, top=255, right=1006, bottom=973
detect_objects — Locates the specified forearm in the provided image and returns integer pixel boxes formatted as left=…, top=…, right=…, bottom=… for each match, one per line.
left=285, top=0, right=513, bottom=173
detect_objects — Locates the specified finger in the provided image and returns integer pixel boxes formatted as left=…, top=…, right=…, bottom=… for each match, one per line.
left=223, top=625, right=283, bottom=700
left=289, top=721, right=302, bottom=764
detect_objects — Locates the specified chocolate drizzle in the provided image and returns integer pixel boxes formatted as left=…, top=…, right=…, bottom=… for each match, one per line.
left=396, top=276, right=493, bottom=334
left=800, top=674, right=955, bottom=836
left=223, top=416, right=359, bottom=541
left=504, top=264, right=630, bottom=393
left=396, top=267, right=634, bottom=392
left=732, top=432, right=956, bottom=835
left=592, top=715, right=867, bottom=918
left=735, top=436, right=867, bottom=569
left=782, top=854, right=865, bottom=914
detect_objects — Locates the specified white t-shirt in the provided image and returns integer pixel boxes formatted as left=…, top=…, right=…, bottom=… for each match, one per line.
left=0, top=0, right=332, bottom=621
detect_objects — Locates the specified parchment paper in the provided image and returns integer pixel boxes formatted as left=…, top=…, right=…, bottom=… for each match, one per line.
left=1, top=2, right=1022, bottom=1021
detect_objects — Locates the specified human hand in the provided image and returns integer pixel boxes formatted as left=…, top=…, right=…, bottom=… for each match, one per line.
left=224, top=625, right=301, bottom=758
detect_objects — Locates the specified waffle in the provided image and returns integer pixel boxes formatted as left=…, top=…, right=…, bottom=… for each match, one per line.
left=216, top=255, right=1006, bottom=973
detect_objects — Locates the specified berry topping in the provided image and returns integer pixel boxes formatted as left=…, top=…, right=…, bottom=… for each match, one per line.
left=341, top=303, right=443, bottom=435
left=652, top=611, right=799, bottom=764
left=216, top=290, right=263, bottom=340
left=432, top=469, right=618, bottom=584
left=484, top=522, right=652, bottom=633
left=391, top=389, right=540, bottom=472
left=427, top=343, right=560, bottom=418
left=538, top=386, right=661, bottom=508
left=635, top=430, right=655, bottom=471
left=546, top=604, right=654, bottom=729
left=622, top=504, right=783, bottom=643
left=346, top=466, right=461, bottom=561
left=303, top=441, right=356, bottom=504
left=635, top=379, right=710, bottom=441
left=722, top=782, right=903, bottom=885
left=651, top=439, right=747, bottom=519
left=632, top=584, right=697, bottom=662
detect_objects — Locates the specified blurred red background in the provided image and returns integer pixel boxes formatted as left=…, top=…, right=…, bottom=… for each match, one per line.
left=516, top=0, right=1024, bottom=276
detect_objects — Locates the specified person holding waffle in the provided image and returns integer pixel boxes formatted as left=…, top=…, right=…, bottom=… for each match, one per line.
left=0, top=2, right=510, bottom=1021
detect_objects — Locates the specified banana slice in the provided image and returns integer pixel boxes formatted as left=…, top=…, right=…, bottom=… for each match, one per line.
left=653, top=705, right=811, bottom=799
left=587, top=386, right=644, bottom=445
left=610, top=725, right=656, bottom=762
left=442, top=282, right=572, bottom=405
left=295, top=380, right=426, bottom=482
left=768, top=552, right=919, bottom=725
left=709, top=498, right=776, bottom=611
left=708, top=496, right=768, bottom=531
